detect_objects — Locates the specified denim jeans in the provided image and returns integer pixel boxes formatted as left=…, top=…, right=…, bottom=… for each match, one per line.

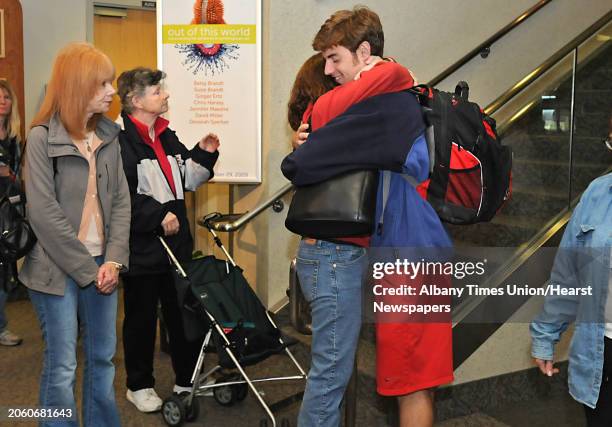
left=296, top=240, right=367, bottom=427
left=28, top=256, right=120, bottom=427
left=0, top=286, right=7, bottom=332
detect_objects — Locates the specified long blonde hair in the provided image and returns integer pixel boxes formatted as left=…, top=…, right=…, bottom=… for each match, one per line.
left=31, top=42, right=115, bottom=140
left=0, top=79, right=21, bottom=143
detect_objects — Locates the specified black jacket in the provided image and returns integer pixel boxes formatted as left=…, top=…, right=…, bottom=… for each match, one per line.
left=118, top=112, right=218, bottom=275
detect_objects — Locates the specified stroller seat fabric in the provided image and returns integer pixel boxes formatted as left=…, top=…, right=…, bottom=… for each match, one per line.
left=172, top=255, right=284, bottom=368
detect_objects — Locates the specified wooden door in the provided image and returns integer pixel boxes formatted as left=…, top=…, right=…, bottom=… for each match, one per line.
left=0, top=0, right=24, bottom=140
left=93, top=8, right=157, bottom=120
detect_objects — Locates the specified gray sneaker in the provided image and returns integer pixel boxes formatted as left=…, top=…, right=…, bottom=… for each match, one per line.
left=0, top=329, right=23, bottom=346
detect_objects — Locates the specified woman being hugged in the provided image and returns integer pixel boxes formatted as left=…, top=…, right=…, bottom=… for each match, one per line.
left=20, top=42, right=130, bottom=427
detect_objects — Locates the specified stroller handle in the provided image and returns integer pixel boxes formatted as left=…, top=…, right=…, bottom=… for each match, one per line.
left=158, top=236, right=188, bottom=278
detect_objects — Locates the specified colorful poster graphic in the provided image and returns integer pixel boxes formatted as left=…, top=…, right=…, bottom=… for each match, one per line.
left=159, top=0, right=261, bottom=183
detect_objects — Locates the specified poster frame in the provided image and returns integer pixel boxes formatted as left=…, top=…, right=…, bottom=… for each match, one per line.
left=156, top=0, right=262, bottom=184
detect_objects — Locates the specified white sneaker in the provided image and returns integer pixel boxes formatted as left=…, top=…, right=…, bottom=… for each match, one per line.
left=0, top=329, right=22, bottom=346
left=173, top=385, right=193, bottom=395
left=126, top=388, right=162, bottom=412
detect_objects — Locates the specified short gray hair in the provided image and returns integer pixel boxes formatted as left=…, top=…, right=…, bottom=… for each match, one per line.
left=117, top=67, right=166, bottom=114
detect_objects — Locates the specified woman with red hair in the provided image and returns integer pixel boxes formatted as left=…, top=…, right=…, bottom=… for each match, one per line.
left=21, top=42, right=130, bottom=426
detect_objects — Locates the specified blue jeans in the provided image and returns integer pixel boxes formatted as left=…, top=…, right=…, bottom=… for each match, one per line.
left=28, top=257, right=120, bottom=427
left=0, top=286, right=7, bottom=332
left=296, top=240, right=367, bottom=427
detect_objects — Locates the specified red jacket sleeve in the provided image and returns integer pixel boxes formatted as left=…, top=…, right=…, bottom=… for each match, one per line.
left=311, top=61, right=415, bottom=130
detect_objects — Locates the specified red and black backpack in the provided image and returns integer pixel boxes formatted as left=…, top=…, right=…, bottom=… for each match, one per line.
left=409, top=81, right=512, bottom=225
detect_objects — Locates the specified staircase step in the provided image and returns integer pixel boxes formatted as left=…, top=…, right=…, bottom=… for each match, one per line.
left=436, top=413, right=511, bottom=427
left=502, top=187, right=567, bottom=220
left=504, top=132, right=611, bottom=164
left=446, top=217, right=544, bottom=247
left=492, top=214, right=545, bottom=230
left=511, top=183, right=566, bottom=199
left=511, top=157, right=607, bottom=191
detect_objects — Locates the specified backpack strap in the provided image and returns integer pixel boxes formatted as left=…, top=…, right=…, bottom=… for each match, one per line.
left=376, top=135, right=429, bottom=236
left=377, top=170, right=392, bottom=235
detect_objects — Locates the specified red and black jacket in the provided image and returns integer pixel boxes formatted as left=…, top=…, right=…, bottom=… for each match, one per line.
left=118, top=112, right=218, bottom=275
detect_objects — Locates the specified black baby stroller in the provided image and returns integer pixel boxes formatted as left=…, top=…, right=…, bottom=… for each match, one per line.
left=160, top=213, right=307, bottom=427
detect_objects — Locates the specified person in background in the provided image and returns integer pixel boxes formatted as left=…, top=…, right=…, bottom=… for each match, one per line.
left=0, top=79, right=23, bottom=346
left=116, top=67, right=220, bottom=413
left=530, top=115, right=612, bottom=427
left=21, top=42, right=131, bottom=426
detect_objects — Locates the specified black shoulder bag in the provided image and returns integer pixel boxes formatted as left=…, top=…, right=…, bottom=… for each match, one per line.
left=0, top=128, right=42, bottom=263
left=285, top=169, right=379, bottom=239
left=0, top=192, right=36, bottom=262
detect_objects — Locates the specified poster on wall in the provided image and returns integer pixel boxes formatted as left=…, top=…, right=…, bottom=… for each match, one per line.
left=158, top=0, right=261, bottom=183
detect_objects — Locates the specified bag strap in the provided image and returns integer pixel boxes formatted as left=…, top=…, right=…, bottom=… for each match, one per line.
left=377, top=171, right=421, bottom=236
left=377, top=171, right=392, bottom=235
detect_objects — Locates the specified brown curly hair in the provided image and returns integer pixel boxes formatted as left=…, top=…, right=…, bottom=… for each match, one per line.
left=287, top=54, right=337, bottom=131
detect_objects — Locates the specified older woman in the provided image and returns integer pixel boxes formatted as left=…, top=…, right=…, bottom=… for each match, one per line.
left=116, top=67, right=219, bottom=412
left=0, top=79, right=23, bottom=346
left=20, top=42, right=130, bottom=426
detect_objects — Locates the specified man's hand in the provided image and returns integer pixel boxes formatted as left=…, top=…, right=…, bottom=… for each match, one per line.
left=198, top=133, right=220, bottom=153
left=161, top=212, right=180, bottom=236
left=292, top=123, right=309, bottom=149
left=534, top=358, right=559, bottom=377
left=354, top=55, right=383, bottom=80
left=0, top=165, right=11, bottom=177
left=96, top=263, right=120, bottom=294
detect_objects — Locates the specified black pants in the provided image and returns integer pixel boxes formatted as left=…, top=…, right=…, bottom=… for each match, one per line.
left=584, top=337, right=612, bottom=426
left=122, top=272, right=202, bottom=391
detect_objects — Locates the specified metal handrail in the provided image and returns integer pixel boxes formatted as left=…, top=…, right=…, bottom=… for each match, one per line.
left=428, top=0, right=552, bottom=87
left=452, top=6, right=612, bottom=322
left=485, top=8, right=612, bottom=116
left=198, top=183, right=293, bottom=232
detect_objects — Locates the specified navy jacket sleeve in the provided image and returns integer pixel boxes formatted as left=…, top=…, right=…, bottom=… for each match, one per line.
left=281, top=91, right=425, bottom=186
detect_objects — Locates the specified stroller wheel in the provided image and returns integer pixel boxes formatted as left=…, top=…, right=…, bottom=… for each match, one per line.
left=234, top=382, right=248, bottom=401
left=162, top=395, right=185, bottom=427
left=213, top=381, right=236, bottom=407
left=229, top=374, right=248, bottom=401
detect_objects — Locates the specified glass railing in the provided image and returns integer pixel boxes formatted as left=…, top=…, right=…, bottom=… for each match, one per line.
left=447, top=17, right=612, bottom=250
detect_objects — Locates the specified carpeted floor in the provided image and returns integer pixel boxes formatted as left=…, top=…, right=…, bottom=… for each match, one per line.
left=0, top=295, right=588, bottom=426
left=0, top=294, right=307, bottom=427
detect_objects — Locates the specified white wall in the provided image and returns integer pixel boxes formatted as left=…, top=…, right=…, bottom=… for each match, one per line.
left=437, top=0, right=612, bottom=105
left=21, top=0, right=87, bottom=129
